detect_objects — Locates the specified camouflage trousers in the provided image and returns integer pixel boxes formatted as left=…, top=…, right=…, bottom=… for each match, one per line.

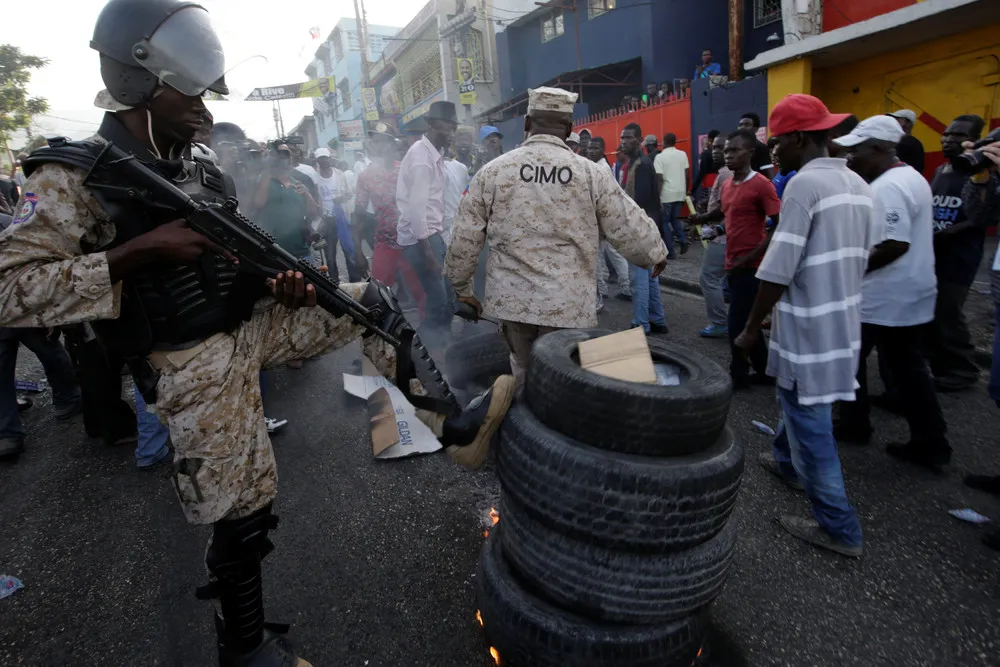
left=500, top=320, right=564, bottom=392
left=152, top=283, right=424, bottom=525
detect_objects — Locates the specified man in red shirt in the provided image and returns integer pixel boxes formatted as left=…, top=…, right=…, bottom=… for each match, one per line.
left=693, top=129, right=781, bottom=388
left=354, top=124, right=426, bottom=317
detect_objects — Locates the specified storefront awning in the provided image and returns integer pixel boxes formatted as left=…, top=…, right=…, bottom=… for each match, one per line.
left=745, top=0, right=996, bottom=71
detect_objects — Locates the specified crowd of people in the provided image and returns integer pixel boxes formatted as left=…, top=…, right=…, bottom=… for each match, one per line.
left=547, top=97, right=1000, bottom=556
left=1, top=1, right=1000, bottom=662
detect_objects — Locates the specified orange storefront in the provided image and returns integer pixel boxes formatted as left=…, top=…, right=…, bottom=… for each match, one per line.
left=574, top=97, right=693, bottom=170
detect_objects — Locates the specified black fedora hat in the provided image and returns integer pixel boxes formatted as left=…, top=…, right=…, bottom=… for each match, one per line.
left=424, top=100, right=458, bottom=123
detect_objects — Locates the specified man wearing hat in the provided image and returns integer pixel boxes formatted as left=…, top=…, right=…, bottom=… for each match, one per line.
left=474, top=125, right=504, bottom=174
left=830, top=115, right=948, bottom=471
left=643, top=134, right=659, bottom=159
left=397, top=100, right=459, bottom=340
left=885, top=109, right=924, bottom=174
left=445, top=86, right=668, bottom=389
left=735, top=94, right=874, bottom=558
left=567, top=132, right=581, bottom=153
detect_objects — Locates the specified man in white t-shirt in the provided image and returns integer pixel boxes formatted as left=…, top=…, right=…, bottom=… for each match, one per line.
left=314, top=148, right=362, bottom=280
left=653, top=133, right=690, bottom=257
left=833, top=115, right=950, bottom=468
left=442, top=157, right=470, bottom=244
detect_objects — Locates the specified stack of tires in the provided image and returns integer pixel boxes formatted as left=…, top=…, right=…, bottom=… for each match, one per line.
left=476, top=329, right=744, bottom=666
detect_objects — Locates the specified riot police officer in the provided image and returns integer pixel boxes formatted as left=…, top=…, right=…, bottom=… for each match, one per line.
left=0, top=1, right=513, bottom=665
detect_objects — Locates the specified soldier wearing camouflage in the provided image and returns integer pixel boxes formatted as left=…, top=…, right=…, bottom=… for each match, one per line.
left=0, top=1, right=514, bottom=665
left=444, top=86, right=668, bottom=388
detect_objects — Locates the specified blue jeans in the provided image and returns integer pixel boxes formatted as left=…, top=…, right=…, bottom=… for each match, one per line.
left=772, top=386, right=863, bottom=546
left=0, top=328, right=80, bottom=442
left=629, top=264, right=666, bottom=332
left=134, top=385, right=169, bottom=467
left=661, top=201, right=685, bottom=256
left=402, top=233, right=455, bottom=333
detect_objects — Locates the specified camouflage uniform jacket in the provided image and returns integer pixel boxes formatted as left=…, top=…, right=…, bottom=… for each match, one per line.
left=0, top=158, right=121, bottom=329
left=444, top=134, right=667, bottom=329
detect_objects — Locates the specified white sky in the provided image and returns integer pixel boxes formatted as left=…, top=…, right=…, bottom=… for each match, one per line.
left=0, top=0, right=417, bottom=145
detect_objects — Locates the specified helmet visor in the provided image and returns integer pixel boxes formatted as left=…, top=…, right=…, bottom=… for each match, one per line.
left=137, top=6, right=227, bottom=97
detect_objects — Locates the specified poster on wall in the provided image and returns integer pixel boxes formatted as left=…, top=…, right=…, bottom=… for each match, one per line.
left=361, top=88, right=379, bottom=121
left=245, top=76, right=336, bottom=101
left=337, top=119, right=365, bottom=151
left=380, top=77, right=403, bottom=115
left=456, top=58, right=477, bottom=106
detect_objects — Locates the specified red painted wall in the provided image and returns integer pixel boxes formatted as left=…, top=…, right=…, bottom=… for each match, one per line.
left=576, top=97, right=693, bottom=170
left=823, top=0, right=919, bottom=32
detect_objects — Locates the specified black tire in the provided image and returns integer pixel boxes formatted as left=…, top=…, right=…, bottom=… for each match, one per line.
left=524, top=329, right=732, bottom=456
left=500, top=494, right=738, bottom=624
left=444, top=331, right=510, bottom=390
left=498, top=403, right=743, bottom=553
left=476, top=529, right=704, bottom=667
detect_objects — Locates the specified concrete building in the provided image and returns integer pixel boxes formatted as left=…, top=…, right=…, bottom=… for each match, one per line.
left=367, top=0, right=501, bottom=132
left=747, top=0, right=999, bottom=179
left=306, top=17, right=401, bottom=151
left=482, top=0, right=785, bottom=149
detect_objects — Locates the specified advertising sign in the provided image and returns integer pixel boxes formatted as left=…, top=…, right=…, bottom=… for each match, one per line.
left=245, top=76, right=336, bottom=102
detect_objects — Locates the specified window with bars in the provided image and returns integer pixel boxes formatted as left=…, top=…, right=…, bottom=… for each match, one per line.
left=753, top=0, right=781, bottom=28
left=332, top=29, right=344, bottom=62
left=338, top=78, right=351, bottom=110
left=589, top=0, right=614, bottom=19
left=542, top=12, right=564, bottom=42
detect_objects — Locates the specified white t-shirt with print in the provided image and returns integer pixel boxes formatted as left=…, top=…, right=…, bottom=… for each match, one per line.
left=861, top=163, right=937, bottom=327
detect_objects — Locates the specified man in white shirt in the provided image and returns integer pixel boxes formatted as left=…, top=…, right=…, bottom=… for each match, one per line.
left=653, top=133, right=690, bottom=257
left=397, top=101, right=458, bottom=337
left=832, top=115, right=949, bottom=469
left=585, top=135, right=632, bottom=308
left=442, top=157, right=470, bottom=244
left=314, top=148, right=361, bottom=280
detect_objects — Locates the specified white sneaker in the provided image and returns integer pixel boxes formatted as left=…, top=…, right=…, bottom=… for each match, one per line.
left=266, top=417, right=288, bottom=434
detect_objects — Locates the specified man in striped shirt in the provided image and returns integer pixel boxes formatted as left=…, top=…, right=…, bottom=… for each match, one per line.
left=736, top=94, right=875, bottom=558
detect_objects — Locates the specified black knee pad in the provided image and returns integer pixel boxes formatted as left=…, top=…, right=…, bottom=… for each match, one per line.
left=206, top=504, right=279, bottom=572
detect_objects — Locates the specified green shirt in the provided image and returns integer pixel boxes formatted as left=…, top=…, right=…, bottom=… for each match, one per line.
left=257, top=177, right=311, bottom=257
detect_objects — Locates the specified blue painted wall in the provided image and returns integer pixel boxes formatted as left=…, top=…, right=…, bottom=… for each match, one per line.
left=497, top=0, right=730, bottom=102
left=689, top=74, right=768, bottom=165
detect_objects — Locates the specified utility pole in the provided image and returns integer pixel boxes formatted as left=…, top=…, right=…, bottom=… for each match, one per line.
left=728, top=0, right=744, bottom=82
left=353, top=0, right=371, bottom=133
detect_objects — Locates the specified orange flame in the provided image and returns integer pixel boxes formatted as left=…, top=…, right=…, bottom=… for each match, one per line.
left=475, top=610, right=483, bottom=627
left=489, top=646, right=501, bottom=664
left=489, top=508, right=500, bottom=525
left=483, top=530, right=490, bottom=538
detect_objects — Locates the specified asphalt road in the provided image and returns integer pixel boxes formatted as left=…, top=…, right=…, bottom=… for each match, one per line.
left=1, top=284, right=999, bottom=667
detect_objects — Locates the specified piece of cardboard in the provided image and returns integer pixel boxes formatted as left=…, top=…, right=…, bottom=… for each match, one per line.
left=343, top=356, right=442, bottom=459
left=578, top=328, right=657, bottom=384
left=367, top=388, right=399, bottom=456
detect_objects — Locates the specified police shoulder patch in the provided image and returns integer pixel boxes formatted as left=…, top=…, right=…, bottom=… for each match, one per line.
left=13, top=193, right=39, bottom=224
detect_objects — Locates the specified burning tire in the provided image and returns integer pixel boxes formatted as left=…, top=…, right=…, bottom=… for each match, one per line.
left=498, top=403, right=743, bottom=553
left=524, top=329, right=732, bottom=456
left=476, top=528, right=704, bottom=667
left=444, top=331, right=510, bottom=390
left=499, top=494, right=737, bottom=624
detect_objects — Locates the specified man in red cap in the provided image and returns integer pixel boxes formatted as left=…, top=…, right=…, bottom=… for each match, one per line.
left=735, top=94, right=875, bottom=558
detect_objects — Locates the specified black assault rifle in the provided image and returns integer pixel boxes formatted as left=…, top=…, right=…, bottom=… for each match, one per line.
left=83, top=142, right=459, bottom=415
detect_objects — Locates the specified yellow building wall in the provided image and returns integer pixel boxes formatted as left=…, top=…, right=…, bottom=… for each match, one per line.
left=767, top=58, right=814, bottom=112
left=812, top=23, right=1000, bottom=152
